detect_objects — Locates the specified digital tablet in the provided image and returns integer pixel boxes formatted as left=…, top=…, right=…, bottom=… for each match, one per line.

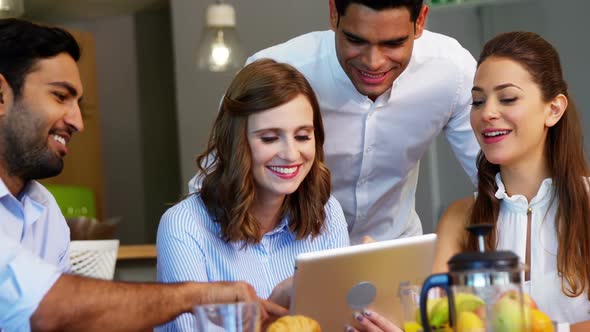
left=290, top=233, right=437, bottom=331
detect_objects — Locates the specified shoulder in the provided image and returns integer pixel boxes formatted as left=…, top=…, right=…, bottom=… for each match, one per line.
left=437, top=197, right=473, bottom=233
left=324, top=195, right=345, bottom=220
left=158, top=194, right=213, bottom=239
left=322, top=196, right=348, bottom=231
left=29, top=181, right=60, bottom=208
left=413, top=30, right=476, bottom=70
left=247, top=30, right=333, bottom=68
left=29, top=181, right=68, bottom=227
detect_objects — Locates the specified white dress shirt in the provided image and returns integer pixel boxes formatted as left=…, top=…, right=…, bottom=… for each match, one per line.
left=0, top=232, right=61, bottom=332
left=495, top=174, right=590, bottom=324
left=0, top=179, right=71, bottom=272
left=245, top=30, right=479, bottom=243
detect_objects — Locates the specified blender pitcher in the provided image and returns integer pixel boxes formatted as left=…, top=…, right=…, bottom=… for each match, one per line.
left=419, top=224, right=529, bottom=332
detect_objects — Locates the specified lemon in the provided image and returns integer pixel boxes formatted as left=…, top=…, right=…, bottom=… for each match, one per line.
left=457, top=311, right=485, bottom=332
left=403, top=321, right=423, bottom=332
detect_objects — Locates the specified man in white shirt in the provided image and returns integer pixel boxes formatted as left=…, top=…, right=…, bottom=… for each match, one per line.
left=0, top=19, right=84, bottom=271
left=191, top=0, right=479, bottom=243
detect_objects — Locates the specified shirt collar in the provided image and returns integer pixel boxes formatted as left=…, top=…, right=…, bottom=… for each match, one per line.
left=0, top=177, right=11, bottom=199
left=263, top=216, right=290, bottom=237
left=0, top=178, right=47, bottom=226
left=494, top=173, right=554, bottom=208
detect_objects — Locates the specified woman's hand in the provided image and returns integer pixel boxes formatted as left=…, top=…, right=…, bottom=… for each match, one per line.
left=268, top=277, right=294, bottom=309
left=345, top=310, right=403, bottom=332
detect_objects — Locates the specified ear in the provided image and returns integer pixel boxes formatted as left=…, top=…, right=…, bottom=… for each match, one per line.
left=0, top=74, right=13, bottom=117
left=413, top=5, right=429, bottom=39
left=544, top=93, right=568, bottom=127
left=328, top=0, right=338, bottom=31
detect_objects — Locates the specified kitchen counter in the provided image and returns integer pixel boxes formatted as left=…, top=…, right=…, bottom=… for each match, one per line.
left=117, top=244, right=157, bottom=260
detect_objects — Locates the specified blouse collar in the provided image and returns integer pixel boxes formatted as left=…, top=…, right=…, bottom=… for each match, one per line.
left=494, top=173, right=554, bottom=209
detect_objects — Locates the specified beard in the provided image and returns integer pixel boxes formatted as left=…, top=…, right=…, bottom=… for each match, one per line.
left=0, top=101, right=64, bottom=181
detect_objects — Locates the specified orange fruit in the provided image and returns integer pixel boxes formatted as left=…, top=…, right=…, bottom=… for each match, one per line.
left=530, top=309, right=554, bottom=332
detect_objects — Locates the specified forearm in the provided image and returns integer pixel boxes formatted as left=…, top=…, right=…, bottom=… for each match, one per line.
left=31, top=274, right=208, bottom=332
left=571, top=320, right=590, bottom=332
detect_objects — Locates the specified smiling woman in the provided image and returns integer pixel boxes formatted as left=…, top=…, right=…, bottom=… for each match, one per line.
left=155, top=59, right=350, bottom=332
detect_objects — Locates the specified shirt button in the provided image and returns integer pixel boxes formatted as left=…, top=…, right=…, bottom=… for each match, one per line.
left=366, top=146, right=373, bottom=153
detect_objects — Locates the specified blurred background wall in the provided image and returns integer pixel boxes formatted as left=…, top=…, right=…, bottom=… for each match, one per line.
left=26, top=0, right=590, bottom=243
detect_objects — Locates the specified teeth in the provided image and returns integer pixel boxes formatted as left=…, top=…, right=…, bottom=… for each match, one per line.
left=268, top=166, right=297, bottom=174
left=360, top=71, right=385, bottom=79
left=484, top=130, right=510, bottom=137
left=52, top=134, right=66, bottom=145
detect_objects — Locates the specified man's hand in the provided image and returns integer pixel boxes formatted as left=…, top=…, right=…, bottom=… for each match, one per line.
left=200, top=281, right=259, bottom=304
left=200, top=281, right=287, bottom=324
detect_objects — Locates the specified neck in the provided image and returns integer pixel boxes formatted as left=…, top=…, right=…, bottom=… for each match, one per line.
left=500, top=159, right=551, bottom=202
left=0, top=163, right=25, bottom=197
left=251, top=194, right=285, bottom=235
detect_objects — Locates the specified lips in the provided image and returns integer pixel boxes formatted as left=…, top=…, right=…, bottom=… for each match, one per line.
left=355, top=67, right=390, bottom=85
left=267, top=165, right=300, bottom=179
left=49, top=130, right=72, bottom=156
left=481, top=128, right=512, bottom=144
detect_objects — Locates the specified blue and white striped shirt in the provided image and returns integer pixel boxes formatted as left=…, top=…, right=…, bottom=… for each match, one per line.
left=156, top=194, right=349, bottom=331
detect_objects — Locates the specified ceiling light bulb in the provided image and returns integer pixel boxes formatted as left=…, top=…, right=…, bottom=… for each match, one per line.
left=0, top=0, right=24, bottom=18
left=197, top=2, right=244, bottom=72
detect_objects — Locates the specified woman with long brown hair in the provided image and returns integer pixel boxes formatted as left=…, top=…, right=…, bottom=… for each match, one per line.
left=435, top=31, right=590, bottom=328
left=156, top=59, right=349, bottom=331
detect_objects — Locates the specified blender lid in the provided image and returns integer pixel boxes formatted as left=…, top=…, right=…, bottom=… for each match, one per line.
left=447, top=250, right=519, bottom=271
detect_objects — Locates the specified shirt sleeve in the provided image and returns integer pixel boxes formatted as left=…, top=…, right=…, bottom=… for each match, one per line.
left=156, top=202, right=208, bottom=332
left=444, top=49, right=480, bottom=185
left=0, top=234, right=61, bottom=332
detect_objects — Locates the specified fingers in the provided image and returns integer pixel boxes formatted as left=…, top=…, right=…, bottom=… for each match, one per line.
left=231, top=281, right=258, bottom=302
left=345, top=310, right=403, bottom=332
left=361, top=236, right=376, bottom=244
left=268, top=277, right=294, bottom=308
left=260, top=299, right=289, bottom=317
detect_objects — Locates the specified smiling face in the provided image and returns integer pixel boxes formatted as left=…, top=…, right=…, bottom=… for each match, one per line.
left=247, top=94, right=316, bottom=202
left=470, top=56, right=558, bottom=168
left=330, top=2, right=427, bottom=100
left=0, top=52, right=84, bottom=181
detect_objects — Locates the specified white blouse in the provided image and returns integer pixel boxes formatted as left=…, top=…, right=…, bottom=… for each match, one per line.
left=495, top=173, right=590, bottom=324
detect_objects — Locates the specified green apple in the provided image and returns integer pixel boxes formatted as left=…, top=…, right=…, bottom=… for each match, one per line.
left=492, top=295, right=531, bottom=332
left=498, top=289, right=538, bottom=309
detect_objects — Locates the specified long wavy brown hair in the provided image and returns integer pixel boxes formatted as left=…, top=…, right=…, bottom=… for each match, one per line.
left=196, top=59, right=331, bottom=245
left=466, top=32, right=590, bottom=299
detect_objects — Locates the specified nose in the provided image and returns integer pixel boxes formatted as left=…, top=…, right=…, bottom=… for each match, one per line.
left=481, top=101, right=500, bottom=122
left=278, top=138, right=300, bottom=161
left=362, top=46, right=386, bottom=71
left=64, top=103, right=85, bottom=132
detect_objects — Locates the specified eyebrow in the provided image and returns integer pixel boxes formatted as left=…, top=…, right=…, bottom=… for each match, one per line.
left=472, top=83, right=523, bottom=92
left=342, top=30, right=409, bottom=45
left=251, top=125, right=314, bottom=134
left=48, top=81, right=84, bottom=102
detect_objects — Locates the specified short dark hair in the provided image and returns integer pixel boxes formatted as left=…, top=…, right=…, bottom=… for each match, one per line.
left=335, top=0, right=424, bottom=21
left=0, top=18, right=80, bottom=98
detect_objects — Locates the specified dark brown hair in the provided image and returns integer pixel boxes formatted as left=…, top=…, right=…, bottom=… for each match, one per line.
left=197, top=59, right=331, bottom=245
left=334, top=0, right=423, bottom=22
left=466, top=32, right=590, bottom=299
